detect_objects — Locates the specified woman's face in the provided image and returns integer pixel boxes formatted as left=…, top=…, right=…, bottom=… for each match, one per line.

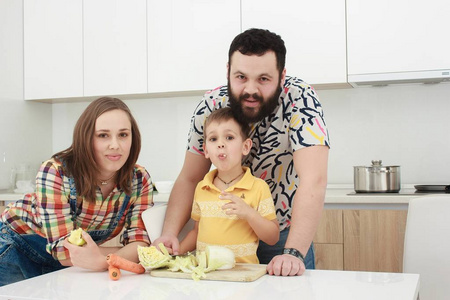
left=93, top=109, right=132, bottom=178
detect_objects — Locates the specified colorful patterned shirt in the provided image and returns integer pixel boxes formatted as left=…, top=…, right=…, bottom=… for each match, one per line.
left=192, top=167, right=276, bottom=264
left=1, top=158, right=153, bottom=261
left=187, top=76, right=330, bottom=231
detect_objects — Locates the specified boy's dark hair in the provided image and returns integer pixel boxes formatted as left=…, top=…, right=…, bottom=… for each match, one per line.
left=228, top=28, right=286, bottom=75
left=204, top=107, right=250, bottom=139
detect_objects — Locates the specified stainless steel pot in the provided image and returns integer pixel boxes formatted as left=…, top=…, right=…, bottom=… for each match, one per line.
left=354, top=160, right=401, bottom=193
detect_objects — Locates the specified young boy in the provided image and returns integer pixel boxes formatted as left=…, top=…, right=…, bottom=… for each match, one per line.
left=179, top=107, right=279, bottom=264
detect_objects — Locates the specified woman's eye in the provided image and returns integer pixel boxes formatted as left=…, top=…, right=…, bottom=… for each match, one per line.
left=98, top=133, right=108, bottom=138
left=119, top=133, right=129, bottom=138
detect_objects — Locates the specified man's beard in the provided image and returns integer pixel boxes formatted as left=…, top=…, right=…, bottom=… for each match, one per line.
left=228, top=82, right=281, bottom=124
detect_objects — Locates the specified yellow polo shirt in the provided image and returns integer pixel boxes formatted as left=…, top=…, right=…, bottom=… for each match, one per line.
left=192, top=167, right=276, bottom=264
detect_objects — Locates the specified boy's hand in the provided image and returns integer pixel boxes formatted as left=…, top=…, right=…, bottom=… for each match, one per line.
left=220, top=192, right=254, bottom=220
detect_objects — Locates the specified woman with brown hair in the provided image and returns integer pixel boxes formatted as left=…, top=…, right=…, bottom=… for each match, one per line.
left=0, top=97, right=153, bottom=286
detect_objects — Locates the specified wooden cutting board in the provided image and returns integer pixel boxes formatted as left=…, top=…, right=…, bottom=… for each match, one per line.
left=150, top=263, right=267, bottom=282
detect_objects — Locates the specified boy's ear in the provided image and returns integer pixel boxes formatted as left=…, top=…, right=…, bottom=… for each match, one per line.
left=203, top=141, right=210, bottom=159
left=242, top=138, right=252, bottom=155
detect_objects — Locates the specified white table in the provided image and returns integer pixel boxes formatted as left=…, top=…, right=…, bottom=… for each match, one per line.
left=0, top=267, right=419, bottom=300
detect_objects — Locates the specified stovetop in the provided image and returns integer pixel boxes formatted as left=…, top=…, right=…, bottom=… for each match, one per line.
left=347, top=189, right=449, bottom=196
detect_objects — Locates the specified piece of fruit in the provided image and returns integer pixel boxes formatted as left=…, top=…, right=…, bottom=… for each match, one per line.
left=67, top=228, right=86, bottom=246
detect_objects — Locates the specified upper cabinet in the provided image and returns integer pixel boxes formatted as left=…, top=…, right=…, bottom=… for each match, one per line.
left=147, top=0, right=241, bottom=93
left=241, top=0, right=348, bottom=88
left=347, top=0, right=450, bottom=85
left=24, top=0, right=83, bottom=100
left=24, top=0, right=147, bottom=100
left=83, top=0, right=147, bottom=96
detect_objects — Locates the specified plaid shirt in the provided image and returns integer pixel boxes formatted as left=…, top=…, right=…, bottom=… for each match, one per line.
left=1, top=158, right=153, bottom=261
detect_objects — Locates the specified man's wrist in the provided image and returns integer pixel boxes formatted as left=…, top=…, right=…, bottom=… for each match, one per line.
left=282, top=247, right=305, bottom=263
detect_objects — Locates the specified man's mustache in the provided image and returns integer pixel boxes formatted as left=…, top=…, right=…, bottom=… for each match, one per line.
left=240, top=93, right=263, bottom=102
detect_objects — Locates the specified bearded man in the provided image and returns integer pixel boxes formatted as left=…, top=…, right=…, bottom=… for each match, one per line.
left=154, top=28, right=330, bottom=276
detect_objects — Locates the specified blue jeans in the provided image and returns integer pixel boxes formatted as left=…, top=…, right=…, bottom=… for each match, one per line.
left=0, top=222, right=66, bottom=286
left=257, top=226, right=315, bottom=269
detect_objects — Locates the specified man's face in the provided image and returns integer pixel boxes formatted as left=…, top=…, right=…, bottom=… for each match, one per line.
left=227, top=51, right=285, bottom=123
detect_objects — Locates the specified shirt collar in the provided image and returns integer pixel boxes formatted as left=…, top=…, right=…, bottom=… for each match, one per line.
left=201, top=167, right=255, bottom=192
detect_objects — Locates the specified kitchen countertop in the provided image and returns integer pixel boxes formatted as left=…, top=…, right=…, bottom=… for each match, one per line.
left=2, top=186, right=448, bottom=207
left=0, top=266, right=419, bottom=300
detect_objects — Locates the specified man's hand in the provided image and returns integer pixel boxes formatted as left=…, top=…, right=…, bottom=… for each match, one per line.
left=151, top=234, right=180, bottom=255
left=267, top=254, right=306, bottom=276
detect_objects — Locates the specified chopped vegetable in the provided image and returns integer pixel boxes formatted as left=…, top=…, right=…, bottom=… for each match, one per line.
left=67, top=228, right=86, bottom=246
left=137, top=244, right=236, bottom=281
left=106, top=253, right=145, bottom=274
left=205, top=245, right=236, bottom=271
left=108, top=265, right=121, bottom=281
left=137, top=244, right=172, bottom=270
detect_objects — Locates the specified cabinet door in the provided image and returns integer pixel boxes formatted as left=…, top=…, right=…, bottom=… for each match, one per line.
left=24, top=0, right=83, bottom=100
left=147, top=0, right=241, bottom=93
left=242, top=0, right=347, bottom=87
left=83, top=0, right=147, bottom=96
left=347, top=0, right=450, bottom=75
left=314, top=209, right=344, bottom=270
left=343, top=210, right=407, bottom=273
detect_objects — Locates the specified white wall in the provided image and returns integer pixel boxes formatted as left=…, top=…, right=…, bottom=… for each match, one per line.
left=319, top=83, right=450, bottom=185
left=0, top=0, right=53, bottom=189
left=51, top=82, right=450, bottom=186
left=52, top=96, right=200, bottom=182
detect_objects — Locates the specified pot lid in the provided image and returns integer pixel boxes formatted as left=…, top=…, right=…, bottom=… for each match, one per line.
left=354, top=160, right=400, bottom=169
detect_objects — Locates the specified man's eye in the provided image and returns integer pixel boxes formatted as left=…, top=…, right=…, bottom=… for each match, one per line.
left=237, top=75, right=245, bottom=80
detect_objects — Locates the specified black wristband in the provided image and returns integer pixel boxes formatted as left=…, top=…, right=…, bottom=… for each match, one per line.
left=283, top=248, right=305, bottom=263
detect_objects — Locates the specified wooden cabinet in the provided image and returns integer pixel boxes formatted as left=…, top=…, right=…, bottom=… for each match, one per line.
left=24, top=0, right=83, bottom=100
left=83, top=0, right=147, bottom=96
left=314, top=209, right=407, bottom=273
left=241, top=0, right=348, bottom=87
left=147, top=0, right=241, bottom=93
left=314, top=210, right=344, bottom=270
left=343, top=210, right=407, bottom=273
left=347, top=0, right=450, bottom=77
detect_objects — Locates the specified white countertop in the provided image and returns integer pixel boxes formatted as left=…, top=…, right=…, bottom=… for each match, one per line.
left=0, top=266, right=419, bottom=300
left=2, top=186, right=447, bottom=207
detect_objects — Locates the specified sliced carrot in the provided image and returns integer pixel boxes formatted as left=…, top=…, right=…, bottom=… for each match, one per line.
left=108, top=265, right=121, bottom=281
left=106, top=253, right=145, bottom=274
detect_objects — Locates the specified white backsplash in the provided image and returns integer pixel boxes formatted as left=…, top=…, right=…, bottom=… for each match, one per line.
left=0, top=100, right=53, bottom=187
left=3, top=82, right=448, bottom=187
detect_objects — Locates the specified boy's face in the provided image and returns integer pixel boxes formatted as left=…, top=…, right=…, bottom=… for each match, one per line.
left=204, top=119, right=252, bottom=171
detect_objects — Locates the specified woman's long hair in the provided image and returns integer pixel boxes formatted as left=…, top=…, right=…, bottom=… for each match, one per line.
left=53, top=97, right=141, bottom=201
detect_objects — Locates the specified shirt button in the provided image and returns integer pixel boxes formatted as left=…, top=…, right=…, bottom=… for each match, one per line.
left=1, top=229, right=7, bottom=234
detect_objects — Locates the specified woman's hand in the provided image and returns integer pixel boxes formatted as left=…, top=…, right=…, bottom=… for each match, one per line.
left=63, top=230, right=109, bottom=271
left=220, top=192, right=255, bottom=220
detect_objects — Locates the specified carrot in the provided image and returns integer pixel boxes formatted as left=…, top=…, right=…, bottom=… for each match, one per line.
left=108, top=265, right=121, bottom=281
left=106, top=253, right=145, bottom=274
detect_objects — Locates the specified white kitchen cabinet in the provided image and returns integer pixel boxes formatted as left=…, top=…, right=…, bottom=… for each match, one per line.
left=347, top=0, right=450, bottom=79
left=24, top=0, right=83, bottom=100
left=83, top=0, right=147, bottom=96
left=147, top=0, right=241, bottom=93
left=241, top=0, right=348, bottom=88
